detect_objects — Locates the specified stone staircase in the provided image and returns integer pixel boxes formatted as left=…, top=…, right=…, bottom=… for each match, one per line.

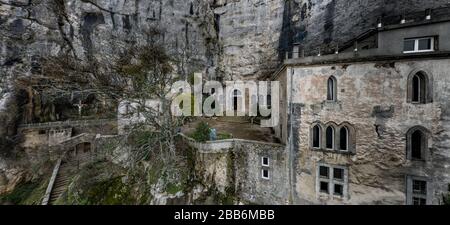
left=48, top=161, right=72, bottom=205
left=47, top=152, right=94, bottom=205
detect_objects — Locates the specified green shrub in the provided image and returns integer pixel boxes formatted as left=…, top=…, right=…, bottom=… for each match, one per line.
left=0, top=181, right=41, bottom=205
left=191, top=122, right=210, bottom=142
left=444, top=193, right=450, bottom=205
left=166, top=183, right=183, bottom=195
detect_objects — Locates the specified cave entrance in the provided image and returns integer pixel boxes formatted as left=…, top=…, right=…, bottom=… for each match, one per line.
left=75, top=142, right=92, bottom=156
left=67, top=142, right=92, bottom=163
left=66, top=142, right=92, bottom=168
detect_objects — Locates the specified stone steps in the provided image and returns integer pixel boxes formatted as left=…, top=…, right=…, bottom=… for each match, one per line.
left=47, top=153, right=94, bottom=205
left=48, top=162, right=72, bottom=205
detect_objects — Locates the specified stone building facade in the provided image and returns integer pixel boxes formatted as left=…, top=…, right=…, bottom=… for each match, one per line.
left=180, top=134, right=288, bottom=205
left=273, top=8, right=450, bottom=205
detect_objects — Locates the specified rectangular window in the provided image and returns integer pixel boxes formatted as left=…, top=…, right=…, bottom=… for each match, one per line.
left=418, top=38, right=432, bottom=51
left=320, top=182, right=329, bottom=193
left=262, top=157, right=270, bottom=167
left=413, top=180, right=427, bottom=195
left=407, top=177, right=428, bottom=205
left=317, top=165, right=348, bottom=199
left=403, top=37, right=435, bottom=53
left=334, top=184, right=344, bottom=196
left=261, top=169, right=270, bottom=180
left=404, top=39, right=416, bottom=52
left=320, top=166, right=330, bottom=178
left=413, top=197, right=427, bottom=205
left=333, top=168, right=344, bottom=180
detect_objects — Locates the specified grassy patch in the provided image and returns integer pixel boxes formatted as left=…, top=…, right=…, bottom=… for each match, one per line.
left=217, top=132, right=233, bottom=140
left=63, top=161, right=155, bottom=205
left=81, top=176, right=135, bottom=205
left=166, top=183, right=183, bottom=195
left=0, top=179, right=47, bottom=205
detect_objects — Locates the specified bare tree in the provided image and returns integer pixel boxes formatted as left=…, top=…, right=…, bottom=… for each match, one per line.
left=13, top=33, right=187, bottom=186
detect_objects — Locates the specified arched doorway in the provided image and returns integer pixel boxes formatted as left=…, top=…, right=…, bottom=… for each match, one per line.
left=232, top=89, right=242, bottom=111
left=76, top=142, right=91, bottom=156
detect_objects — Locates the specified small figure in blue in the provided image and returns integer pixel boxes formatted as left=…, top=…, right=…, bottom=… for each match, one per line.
left=209, top=128, right=217, bottom=141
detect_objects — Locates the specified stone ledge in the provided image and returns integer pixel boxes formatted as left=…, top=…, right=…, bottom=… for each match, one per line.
left=310, top=148, right=356, bottom=156
left=178, top=133, right=285, bottom=153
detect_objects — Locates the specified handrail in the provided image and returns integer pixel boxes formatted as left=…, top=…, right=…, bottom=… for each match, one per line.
left=41, top=158, right=62, bottom=205
left=18, top=119, right=116, bottom=129
left=59, top=133, right=89, bottom=144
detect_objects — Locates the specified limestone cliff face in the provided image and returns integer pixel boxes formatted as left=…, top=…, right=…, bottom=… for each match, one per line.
left=0, top=0, right=219, bottom=77
left=2, top=0, right=450, bottom=199
left=212, top=0, right=285, bottom=80
left=3, top=0, right=450, bottom=140
left=282, top=0, right=450, bottom=55
left=2, top=0, right=450, bottom=82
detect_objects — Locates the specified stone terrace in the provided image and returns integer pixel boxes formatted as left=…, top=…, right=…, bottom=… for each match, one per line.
left=181, top=117, right=280, bottom=143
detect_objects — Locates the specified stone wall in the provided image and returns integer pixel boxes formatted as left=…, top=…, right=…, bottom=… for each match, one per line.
left=181, top=135, right=287, bottom=204
left=3, top=0, right=450, bottom=146
left=17, top=120, right=117, bottom=164
left=233, top=141, right=288, bottom=204
left=281, top=58, right=450, bottom=204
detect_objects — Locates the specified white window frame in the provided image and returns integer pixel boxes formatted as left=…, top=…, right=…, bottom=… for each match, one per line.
left=406, top=176, right=431, bottom=205
left=316, top=164, right=349, bottom=200
left=261, top=168, right=270, bottom=180
left=261, top=157, right=270, bottom=167
left=403, top=37, right=435, bottom=54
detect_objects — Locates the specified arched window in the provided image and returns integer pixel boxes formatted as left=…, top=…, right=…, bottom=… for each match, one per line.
left=232, top=89, right=242, bottom=111
left=312, top=125, right=321, bottom=148
left=327, top=76, right=337, bottom=101
left=326, top=126, right=335, bottom=149
left=412, top=73, right=425, bottom=103
left=339, top=127, right=349, bottom=151
left=407, top=127, right=429, bottom=161
left=311, top=122, right=356, bottom=153
left=411, top=130, right=423, bottom=159
left=408, top=71, right=432, bottom=104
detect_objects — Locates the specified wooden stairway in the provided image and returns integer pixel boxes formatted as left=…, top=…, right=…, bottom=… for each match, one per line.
left=48, top=161, right=72, bottom=205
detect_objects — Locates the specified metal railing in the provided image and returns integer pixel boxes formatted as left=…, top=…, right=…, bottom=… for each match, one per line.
left=18, top=118, right=116, bottom=129
left=283, top=7, right=450, bottom=61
